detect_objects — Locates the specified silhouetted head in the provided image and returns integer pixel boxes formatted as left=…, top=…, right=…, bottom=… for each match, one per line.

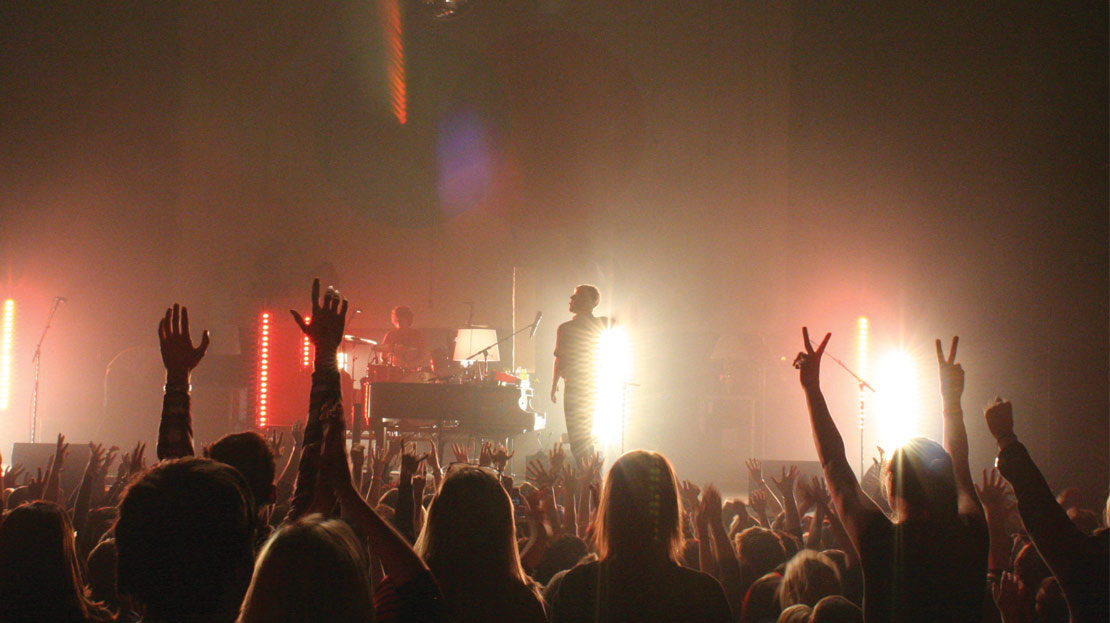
left=0, top=501, right=91, bottom=623
left=391, top=306, right=414, bottom=329
left=777, top=604, right=812, bottom=623
left=206, top=431, right=277, bottom=507
left=569, top=285, right=601, bottom=315
left=884, top=437, right=957, bottom=520
left=238, top=515, right=374, bottom=623
left=415, top=465, right=527, bottom=586
left=810, top=595, right=863, bottom=623
left=115, top=457, right=255, bottom=622
left=594, top=450, right=683, bottom=563
left=778, top=549, right=841, bottom=608
left=736, top=526, right=787, bottom=579
left=741, top=571, right=782, bottom=623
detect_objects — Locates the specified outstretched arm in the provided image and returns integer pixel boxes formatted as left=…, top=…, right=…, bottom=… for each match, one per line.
left=936, top=337, right=984, bottom=519
left=318, top=407, right=434, bottom=588
left=986, top=399, right=1094, bottom=595
left=795, top=328, right=883, bottom=548
left=771, top=465, right=803, bottom=541
left=157, top=304, right=209, bottom=460
left=285, top=279, right=348, bottom=522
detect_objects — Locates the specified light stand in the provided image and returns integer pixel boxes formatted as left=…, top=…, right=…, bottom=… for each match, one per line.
left=30, top=297, right=64, bottom=442
left=824, top=352, right=875, bottom=477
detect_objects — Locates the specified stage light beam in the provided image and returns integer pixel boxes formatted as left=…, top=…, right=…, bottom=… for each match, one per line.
left=0, top=300, right=13, bottom=410
left=875, top=350, right=920, bottom=449
left=592, top=326, right=631, bottom=448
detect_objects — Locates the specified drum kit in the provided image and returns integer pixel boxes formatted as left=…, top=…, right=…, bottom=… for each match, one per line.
left=362, top=341, right=473, bottom=385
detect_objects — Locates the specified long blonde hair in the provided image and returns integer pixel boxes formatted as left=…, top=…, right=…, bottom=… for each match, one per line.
left=238, top=515, right=374, bottom=623
left=593, top=450, right=684, bottom=563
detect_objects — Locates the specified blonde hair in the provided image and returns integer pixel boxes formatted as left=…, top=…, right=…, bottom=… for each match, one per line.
left=778, top=549, right=841, bottom=609
left=593, top=450, right=684, bottom=562
left=238, top=515, right=373, bottom=623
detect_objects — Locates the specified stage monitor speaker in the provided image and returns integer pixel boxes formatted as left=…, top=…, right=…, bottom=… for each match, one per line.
left=10, top=442, right=93, bottom=498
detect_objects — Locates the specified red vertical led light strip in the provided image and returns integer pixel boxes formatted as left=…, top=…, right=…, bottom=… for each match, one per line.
left=383, top=0, right=407, bottom=124
left=0, top=300, right=13, bottom=410
left=301, top=316, right=312, bottom=368
left=257, top=312, right=271, bottom=428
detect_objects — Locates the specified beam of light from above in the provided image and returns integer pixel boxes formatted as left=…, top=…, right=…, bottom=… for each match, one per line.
left=592, top=326, right=631, bottom=448
left=383, top=0, right=407, bottom=125
left=0, top=300, right=13, bottom=410
left=257, top=312, right=271, bottom=429
left=875, top=350, right=920, bottom=450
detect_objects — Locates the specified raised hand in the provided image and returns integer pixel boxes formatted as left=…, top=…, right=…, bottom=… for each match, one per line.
left=794, top=327, right=831, bottom=389
left=128, top=442, right=146, bottom=475
left=290, top=278, right=348, bottom=354
left=701, top=484, right=723, bottom=518
left=526, top=459, right=556, bottom=489
left=349, top=442, right=365, bottom=479
left=560, top=464, right=582, bottom=496
left=290, top=420, right=305, bottom=447
left=984, top=397, right=1016, bottom=446
left=749, top=489, right=768, bottom=515
left=400, top=444, right=429, bottom=478
left=976, top=468, right=1014, bottom=516
left=426, top=441, right=441, bottom=475
left=158, top=304, right=210, bottom=383
left=548, top=444, right=566, bottom=471
left=268, top=429, right=285, bottom=461
left=478, top=441, right=494, bottom=468
left=992, top=571, right=1022, bottom=623
left=491, top=444, right=514, bottom=473
left=745, top=458, right=764, bottom=486
left=3, top=463, right=25, bottom=488
left=935, top=337, right=964, bottom=408
left=679, top=480, right=701, bottom=511
left=771, top=465, right=799, bottom=496
left=451, top=442, right=470, bottom=464
left=809, top=475, right=831, bottom=508
left=578, top=452, right=603, bottom=484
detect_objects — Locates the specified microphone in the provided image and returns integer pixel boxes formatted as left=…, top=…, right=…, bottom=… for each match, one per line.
left=55, top=296, right=68, bottom=304
left=343, top=335, right=378, bottom=345
left=528, top=311, right=543, bottom=338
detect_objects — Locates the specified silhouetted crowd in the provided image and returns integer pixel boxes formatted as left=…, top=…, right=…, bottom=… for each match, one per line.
left=0, top=280, right=1105, bottom=623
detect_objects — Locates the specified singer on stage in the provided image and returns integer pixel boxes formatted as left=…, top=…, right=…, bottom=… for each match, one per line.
left=550, top=285, right=608, bottom=460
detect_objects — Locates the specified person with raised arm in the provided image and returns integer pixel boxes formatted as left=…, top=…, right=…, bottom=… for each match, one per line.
left=984, top=398, right=1108, bottom=623
left=793, top=328, right=988, bottom=623
left=285, top=278, right=348, bottom=522
left=156, top=304, right=210, bottom=460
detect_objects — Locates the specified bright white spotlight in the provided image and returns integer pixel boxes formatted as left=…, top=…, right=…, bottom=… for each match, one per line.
left=592, top=326, right=631, bottom=448
left=874, top=350, right=920, bottom=449
left=0, top=300, right=13, bottom=410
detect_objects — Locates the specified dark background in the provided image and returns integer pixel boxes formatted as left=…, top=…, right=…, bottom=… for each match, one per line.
left=1, top=1, right=1105, bottom=501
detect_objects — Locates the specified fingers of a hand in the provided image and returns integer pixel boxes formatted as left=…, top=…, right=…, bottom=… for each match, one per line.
left=198, top=330, right=211, bottom=356
left=815, top=332, right=831, bottom=355
left=339, top=298, right=349, bottom=320
left=181, top=305, right=191, bottom=338
left=311, top=279, right=321, bottom=312
left=802, top=327, right=812, bottom=353
left=948, top=336, right=959, bottom=363
left=290, top=310, right=308, bottom=332
left=172, top=304, right=180, bottom=334
left=935, top=339, right=945, bottom=363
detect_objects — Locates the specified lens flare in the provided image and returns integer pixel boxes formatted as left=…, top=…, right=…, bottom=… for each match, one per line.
left=875, top=350, right=920, bottom=449
left=592, top=326, right=631, bottom=447
left=0, top=300, right=13, bottom=410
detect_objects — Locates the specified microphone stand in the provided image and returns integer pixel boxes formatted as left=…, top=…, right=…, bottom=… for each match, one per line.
left=464, top=319, right=541, bottom=380
left=30, top=298, right=64, bottom=443
left=824, top=351, right=875, bottom=477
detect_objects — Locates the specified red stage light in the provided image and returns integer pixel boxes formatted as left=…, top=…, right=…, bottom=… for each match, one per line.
left=0, top=300, right=13, bottom=411
left=257, top=312, right=272, bottom=428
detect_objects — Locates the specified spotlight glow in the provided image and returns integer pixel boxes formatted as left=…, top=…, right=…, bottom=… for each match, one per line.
left=0, top=300, right=13, bottom=410
left=875, top=350, right=920, bottom=449
left=592, top=326, right=631, bottom=447
left=257, top=312, right=271, bottom=429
